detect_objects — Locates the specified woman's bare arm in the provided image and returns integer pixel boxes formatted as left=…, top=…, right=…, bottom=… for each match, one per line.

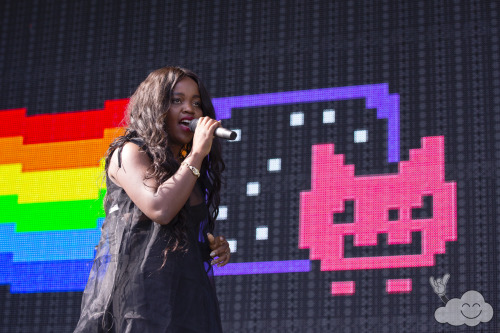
left=107, top=117, right=219, bottom=224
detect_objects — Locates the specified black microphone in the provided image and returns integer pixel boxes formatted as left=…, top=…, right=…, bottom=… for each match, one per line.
left=188, top=119, right=237, bottom=140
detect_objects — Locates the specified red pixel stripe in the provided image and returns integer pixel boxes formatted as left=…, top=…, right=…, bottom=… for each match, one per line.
left=0, top=99, right=128, bottom=144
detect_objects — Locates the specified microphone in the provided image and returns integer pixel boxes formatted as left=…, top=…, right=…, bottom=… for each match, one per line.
left=188, top=119, right=237, bottom=140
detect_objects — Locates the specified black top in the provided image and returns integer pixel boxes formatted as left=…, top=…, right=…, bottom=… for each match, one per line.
left=74, top=140, right=222, bottom=332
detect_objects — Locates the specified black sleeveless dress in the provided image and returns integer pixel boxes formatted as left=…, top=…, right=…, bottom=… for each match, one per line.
left=74, top=141, right=222, bottom=332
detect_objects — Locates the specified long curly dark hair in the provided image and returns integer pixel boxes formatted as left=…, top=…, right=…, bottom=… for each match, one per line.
left=104, top=66, right=225, bottom=256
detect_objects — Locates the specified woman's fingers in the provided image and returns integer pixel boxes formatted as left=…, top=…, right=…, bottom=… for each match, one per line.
left=209, top=241, right=229, bottom=257
left=196, top=117, right=219, bottom=133
left=191, top=117, right=220, bottom=156
left=209, top=235, right=231, bottom=267
left=207, top=233, right=216, bottom=247
left=211, top=250, right=230, bottom=267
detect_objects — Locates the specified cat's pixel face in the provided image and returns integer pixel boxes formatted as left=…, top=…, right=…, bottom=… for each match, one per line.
left=300, top=136, right=457, bottom=271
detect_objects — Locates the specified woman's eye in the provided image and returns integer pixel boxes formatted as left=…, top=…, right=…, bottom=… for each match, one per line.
left=193, top=101, right=201, bottom=107
left=172, top=98, right=181, bottom=104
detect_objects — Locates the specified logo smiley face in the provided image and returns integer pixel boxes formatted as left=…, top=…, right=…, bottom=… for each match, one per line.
left=435, top=290, right=494, bottom=326
left=461, top=302, right=482, bottom=319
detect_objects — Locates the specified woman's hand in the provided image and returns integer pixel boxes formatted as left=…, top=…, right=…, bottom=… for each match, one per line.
left=207, top=233, right=231, bottom=267
left=190, top=117, right=220, bottom=158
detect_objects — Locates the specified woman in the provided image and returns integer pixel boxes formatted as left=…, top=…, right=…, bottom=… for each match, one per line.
left=75, top=67, right=229, bottom=332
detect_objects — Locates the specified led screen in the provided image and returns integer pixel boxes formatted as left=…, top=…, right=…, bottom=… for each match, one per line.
left=0, top=1, right=498, bottom=332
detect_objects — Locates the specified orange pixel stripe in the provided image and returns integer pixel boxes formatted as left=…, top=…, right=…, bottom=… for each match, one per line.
left=0, top=128, right=124, bottom=172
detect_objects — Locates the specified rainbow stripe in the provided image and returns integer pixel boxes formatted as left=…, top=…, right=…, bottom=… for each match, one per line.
left=0, top=100, right=126, bottom=292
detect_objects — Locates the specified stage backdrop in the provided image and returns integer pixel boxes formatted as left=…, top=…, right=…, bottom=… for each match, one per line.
left=0, top=1, right=499, bottom=332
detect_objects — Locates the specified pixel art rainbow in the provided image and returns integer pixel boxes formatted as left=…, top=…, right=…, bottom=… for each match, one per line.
left=0, top=99, right=126, bottom=292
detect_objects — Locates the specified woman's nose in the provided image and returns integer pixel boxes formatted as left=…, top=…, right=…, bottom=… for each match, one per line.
left=182, top=102, right=195, bottom=113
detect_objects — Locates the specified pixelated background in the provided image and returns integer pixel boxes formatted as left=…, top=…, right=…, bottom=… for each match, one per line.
left=0, top=0, right=499, bottom=332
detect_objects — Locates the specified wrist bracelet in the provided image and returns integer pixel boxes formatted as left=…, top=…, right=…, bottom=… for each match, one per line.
left=181, top=162, right=200, bottom=178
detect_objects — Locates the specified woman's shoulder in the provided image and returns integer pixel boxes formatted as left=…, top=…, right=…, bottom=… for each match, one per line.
left=107, top=140, right=153, bottom=187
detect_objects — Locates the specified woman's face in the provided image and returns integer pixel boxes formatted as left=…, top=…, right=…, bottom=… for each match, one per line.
left=165, top=77, right=204, bottom=154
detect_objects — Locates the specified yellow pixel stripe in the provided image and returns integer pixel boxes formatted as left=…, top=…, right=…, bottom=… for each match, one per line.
left=0, top=160, right=106, bottom=204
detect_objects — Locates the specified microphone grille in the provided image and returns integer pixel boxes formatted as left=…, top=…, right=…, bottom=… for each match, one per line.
left=188, top=118, right=198, bottom=132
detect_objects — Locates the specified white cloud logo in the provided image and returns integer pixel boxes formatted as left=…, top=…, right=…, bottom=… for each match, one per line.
left=434, top=290, right=493, bottom=326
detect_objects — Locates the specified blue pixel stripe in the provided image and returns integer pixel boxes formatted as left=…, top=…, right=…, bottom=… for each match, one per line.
left=0, top=221, right=103, bottom=262
left=213, top=260, right=311, bottom=275
left=0, top=253, right=311, bottom=293
left=0, top=219, right=311, bottom=292
left=0, top=253, right=92, bottom=293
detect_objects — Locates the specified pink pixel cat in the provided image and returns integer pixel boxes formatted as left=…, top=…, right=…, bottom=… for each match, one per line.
left=300, top=136, right=457, bottom=271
